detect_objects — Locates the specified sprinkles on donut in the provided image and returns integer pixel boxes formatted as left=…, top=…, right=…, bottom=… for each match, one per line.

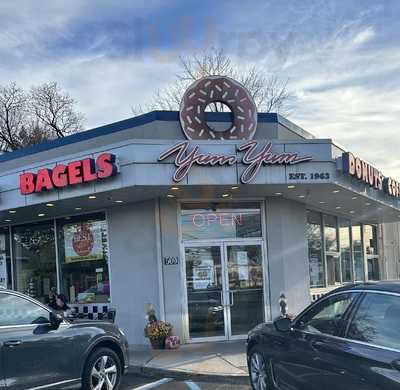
left=179, top=75, right=258, bottom=141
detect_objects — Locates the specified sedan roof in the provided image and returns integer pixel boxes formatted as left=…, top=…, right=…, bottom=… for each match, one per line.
left=331, top=281, right=400, bottom=295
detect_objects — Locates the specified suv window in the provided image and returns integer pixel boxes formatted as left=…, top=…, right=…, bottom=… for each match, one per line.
left=0, top=293, right=50, bottom=326
left=346, top=292, right=400, bottom=350
left=295, top=293, right=357, bottom=335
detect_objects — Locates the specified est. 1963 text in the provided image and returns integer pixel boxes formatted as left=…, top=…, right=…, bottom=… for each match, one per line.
left=288, top=172, right=330, bottom=180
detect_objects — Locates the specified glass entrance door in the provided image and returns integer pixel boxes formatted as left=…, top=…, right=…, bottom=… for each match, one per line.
left=185, top=246, right=226, bottom=340
left=184, top=242, right=265, bottom=341
left=225, top=244, right=264, bottom=338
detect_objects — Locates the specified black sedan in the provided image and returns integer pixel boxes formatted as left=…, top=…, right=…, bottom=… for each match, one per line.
left=247, top=282, right=400, bottom=390
left=0, top=288, right=128, bottom=390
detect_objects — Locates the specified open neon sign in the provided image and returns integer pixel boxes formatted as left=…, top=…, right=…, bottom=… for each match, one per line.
left=192, top=213, right=244, bottom=227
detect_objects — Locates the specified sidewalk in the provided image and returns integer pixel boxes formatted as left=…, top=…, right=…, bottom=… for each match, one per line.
left=128, top=340, right=249, bottom=383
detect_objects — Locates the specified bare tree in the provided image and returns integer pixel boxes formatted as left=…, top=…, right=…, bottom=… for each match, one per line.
left=29, top=82, right=84, bottom=138
left=133, top=48, right=294, bottom=115
left=0, top=82, right=84, bottom=152
left=0, top=82, right=27, bottom=151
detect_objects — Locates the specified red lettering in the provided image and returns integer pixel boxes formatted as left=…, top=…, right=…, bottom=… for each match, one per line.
left=368, top=165, right=374, bottom=186
left=97, top=153, right=118, bottom=179
left=82, top=158, right=98, bottom=182
left=232, top=214, right=243, bottom=226
left=19, top=172, right=36, bottom=195
left=347, top=153, right=355, bottom=175
left=52, top=165, right=68, bottom=187
left=355, top=158, right=362, bottom=179
left=35, top=169, right=54, bottom=192
left=68, top=160, right=83, bottom=185
left=206, top=213, right=217, bottom=226
left=219, top=213, right=229, bottom=226
left=19, top=153, right=119, bottom=196
left=192, top=214, right=205, bottom=227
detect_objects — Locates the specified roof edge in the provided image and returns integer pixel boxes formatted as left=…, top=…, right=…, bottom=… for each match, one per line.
left=0, top=111, right=281, bottom=164
left=276, top=114, right=316, bottom=140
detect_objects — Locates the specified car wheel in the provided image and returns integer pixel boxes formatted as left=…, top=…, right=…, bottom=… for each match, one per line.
left=82, top=347, right=121, bottom=390
left=248, top=347, right=271, bottom=390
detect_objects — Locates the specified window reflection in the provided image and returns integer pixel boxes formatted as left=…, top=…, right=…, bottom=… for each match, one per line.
left=306, top=211, right=324, bottom=287
left=340, top=220, right=352, bottom=283
left=347, top=293, right=400, bottom=350
left=185, top=246, right=224, bottom=338
left=57, top=213, right=110, bottom=304
left=12, top=222, right=57, bottom=304
left=365, top=225, right=380, bottom=280
left=227, top=245, right=263, bottom=289
left=324, top=215, right=338, bottom=252
left=352, top=225, right=364, bottom=281
left=0, top=227, right=11, bottom=289
left=307, top=210, right=380, bottom=289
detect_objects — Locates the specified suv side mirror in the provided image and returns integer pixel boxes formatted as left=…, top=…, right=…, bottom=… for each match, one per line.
left=49, top=312, right=63, bottom=329
left=274, top=317, right=292, bottom=332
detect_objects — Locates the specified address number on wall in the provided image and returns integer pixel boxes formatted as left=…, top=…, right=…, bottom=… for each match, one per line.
left=163, top=256, right=179, bottom=265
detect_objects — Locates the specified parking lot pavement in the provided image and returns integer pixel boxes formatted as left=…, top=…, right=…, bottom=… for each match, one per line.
left=120, top=374, right=251, bottom=389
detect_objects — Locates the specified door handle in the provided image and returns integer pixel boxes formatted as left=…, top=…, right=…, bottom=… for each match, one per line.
left=392, top=360, right=400, bottom=371
left=230, top=291, right=234, bottom=307
left=4, top=340, right=22, bottom=347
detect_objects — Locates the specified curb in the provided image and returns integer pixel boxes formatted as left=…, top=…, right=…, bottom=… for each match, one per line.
left=126, top=365, right=250, bottom=385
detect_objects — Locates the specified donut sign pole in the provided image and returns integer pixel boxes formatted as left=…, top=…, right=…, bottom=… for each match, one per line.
left=158, top=75, right=313, bottom=183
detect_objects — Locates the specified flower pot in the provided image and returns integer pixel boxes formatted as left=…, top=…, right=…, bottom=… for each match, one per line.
left=150, top=337, right=166, bottom=350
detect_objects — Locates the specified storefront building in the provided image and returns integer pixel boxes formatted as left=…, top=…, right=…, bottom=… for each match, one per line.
left=0, top=76, right=399, bottom=346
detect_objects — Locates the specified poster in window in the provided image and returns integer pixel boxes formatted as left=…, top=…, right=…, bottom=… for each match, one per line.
left=237, top=251, right=249, bottom=281
left=193, top=259, right=214, bottom=290
left=64, top=222, right=103, bottom=263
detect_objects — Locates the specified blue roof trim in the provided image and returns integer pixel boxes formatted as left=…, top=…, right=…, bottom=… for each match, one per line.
left=0, top=111, right=279, bottom=164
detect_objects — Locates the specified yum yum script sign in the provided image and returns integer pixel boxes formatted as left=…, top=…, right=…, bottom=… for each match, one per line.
left=158, top=141, right=313, bottom=184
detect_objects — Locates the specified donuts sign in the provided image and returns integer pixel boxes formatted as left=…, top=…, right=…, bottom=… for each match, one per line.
left=159, top=75, right=313, bottom=183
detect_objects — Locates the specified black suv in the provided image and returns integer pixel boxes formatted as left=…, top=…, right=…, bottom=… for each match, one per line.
left=247, top=282, right=400, bottom=390
left=0, top=289, right=128, bottom=390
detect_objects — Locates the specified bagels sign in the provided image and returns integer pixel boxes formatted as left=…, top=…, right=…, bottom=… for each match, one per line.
left=19, top=153, right=119, bottom=195
left=159, top=75, right=313, bottom=183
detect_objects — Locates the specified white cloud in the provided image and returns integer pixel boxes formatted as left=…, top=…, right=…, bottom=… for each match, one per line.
left=286, top=24, right=400, bottom=178
left=352, top=26, right=376, bottom=47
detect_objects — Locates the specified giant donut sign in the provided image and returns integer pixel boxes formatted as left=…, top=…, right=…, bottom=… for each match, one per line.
left=159, top=75, right=313, bottom=183
left=180, top=76, right=257, bottom=141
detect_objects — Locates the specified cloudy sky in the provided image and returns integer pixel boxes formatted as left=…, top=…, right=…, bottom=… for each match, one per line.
left=1, top=0, right=399, bottom=176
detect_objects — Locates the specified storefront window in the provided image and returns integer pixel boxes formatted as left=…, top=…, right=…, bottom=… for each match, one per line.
left=181, top=203, right=262, bottom=241
left=306, top=211, right=325, bottom=288
left=365, top=225, right=380, bottom=280
left=324, top=215, right=339, bottom=252
left=324, top=215, right=340, bottom=286
left=57, top=213, right=110, bottom=304
left=0, top=227, right=12, bottom=289
left=12, top=222, right=57, bottom=304
left=307, top=212, right=381, bottom=289
left=339, top=220, right=352, bottom=283
left=352, top=225, right=364, bottom=281
left=364, top=225, right=378, bottom=256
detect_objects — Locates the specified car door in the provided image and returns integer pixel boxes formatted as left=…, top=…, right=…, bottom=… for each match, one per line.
left=0, top=291, right=80, bottom=390
left=272, top=291, right=362, bottom=390
left=339, top=291, right=400, bottom=389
